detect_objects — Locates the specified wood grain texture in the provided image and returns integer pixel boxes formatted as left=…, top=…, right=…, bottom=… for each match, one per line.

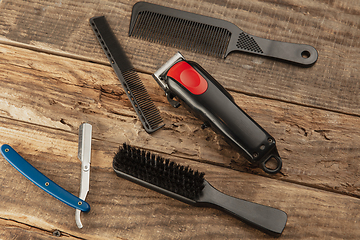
left=0, top=0, right=359, bottom=115
left=0, top=0, right=359, bottom=239
left=0, top=218, right=78, bottom=239
left=1, top=44, right=360, bottom=198
left=1, top=118, right=360, bottom=240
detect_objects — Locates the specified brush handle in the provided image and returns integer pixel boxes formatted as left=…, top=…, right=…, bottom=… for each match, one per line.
left=0, top=144, right=90, bottom=212
left=199, top=181, right=287, bottom=236
left=226, top=30, right=318, bottom=66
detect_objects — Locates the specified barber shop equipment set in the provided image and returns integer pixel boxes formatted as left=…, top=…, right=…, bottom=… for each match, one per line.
left=1, top=2, right=319, bottom=236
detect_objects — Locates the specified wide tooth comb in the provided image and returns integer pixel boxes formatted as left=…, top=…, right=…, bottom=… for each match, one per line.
left=131, top=10, right=231, bottom=59
left=129, top=2, right=318, bottom=66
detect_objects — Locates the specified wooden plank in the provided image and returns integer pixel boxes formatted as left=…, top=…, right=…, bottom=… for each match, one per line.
left=0, top=118, right=360, bottom=239
left=0, top=218, right=77, bottom=239
left=1, top=43, right=360, bottom=198
left=0, top=1, right=359, bottom=239
left=0, top=0, right=359, bottom=116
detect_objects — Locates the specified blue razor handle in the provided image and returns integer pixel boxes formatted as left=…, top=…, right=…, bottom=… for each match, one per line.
left=0, top=144, right=90, bottom=212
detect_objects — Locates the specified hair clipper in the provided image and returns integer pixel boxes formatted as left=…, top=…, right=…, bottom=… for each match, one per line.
left=152, top=52, right=282, bottom=174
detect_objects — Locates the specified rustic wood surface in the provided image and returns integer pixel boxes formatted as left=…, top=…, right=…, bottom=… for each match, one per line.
left=0, top=0, right=359, bottom=239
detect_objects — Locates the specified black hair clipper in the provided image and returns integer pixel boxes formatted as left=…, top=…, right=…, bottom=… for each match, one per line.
left=152, top=52, right=282, bottom=174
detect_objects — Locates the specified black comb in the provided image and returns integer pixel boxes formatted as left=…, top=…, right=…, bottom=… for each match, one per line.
left=90, top=16, right=164, bottom=133
left=113, top=143, right=287, bottom=236
left=129, top=2, right=318, bottom=66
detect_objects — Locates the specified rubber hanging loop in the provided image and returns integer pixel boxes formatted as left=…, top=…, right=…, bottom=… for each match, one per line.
left=261, top=154, right=283, bottom=174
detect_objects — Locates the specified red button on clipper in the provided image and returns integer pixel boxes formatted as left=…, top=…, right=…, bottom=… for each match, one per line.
left=167, top=61, right=208, bottom=95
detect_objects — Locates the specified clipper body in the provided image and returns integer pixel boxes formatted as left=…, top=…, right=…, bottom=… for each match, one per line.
left=153, top=52, right=282, bottom=173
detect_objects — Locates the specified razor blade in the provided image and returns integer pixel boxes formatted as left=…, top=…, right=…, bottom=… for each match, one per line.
left=75, top=123, right=92, bottom=228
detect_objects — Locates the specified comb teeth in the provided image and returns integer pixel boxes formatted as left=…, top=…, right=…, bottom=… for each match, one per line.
left=122, top=69, right=164, bottom=130
left=90, top=16, right=164, bottom=133
left=113, top=143, right=205, bottom=200
left=130, top=11, right=231, bottom=58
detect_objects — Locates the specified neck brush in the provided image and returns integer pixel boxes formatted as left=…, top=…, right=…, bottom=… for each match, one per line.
left=129, top=2, right=317, bottom=66
left=113, top=143, right=287, bottom=236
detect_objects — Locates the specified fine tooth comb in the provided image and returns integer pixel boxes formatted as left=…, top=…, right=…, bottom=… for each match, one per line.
left=113, top=143, right=287, bottom=236
left=129, top=2, right=318, bottom=66
left=90, top=16, right=164, bottom=133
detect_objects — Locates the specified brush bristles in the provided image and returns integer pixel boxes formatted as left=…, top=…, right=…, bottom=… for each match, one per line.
left=113, top=143, right=205, bottom=200
left=130, top=11, right=231, bottom=58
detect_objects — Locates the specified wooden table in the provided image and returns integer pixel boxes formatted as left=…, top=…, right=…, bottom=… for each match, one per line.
left=0, top=0, right=359, bottom=239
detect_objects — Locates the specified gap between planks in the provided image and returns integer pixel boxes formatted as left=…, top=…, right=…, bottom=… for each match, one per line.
left=1, top=39, right=359, bottom=119
left=1, top=41, right=359, bottom=198
left=1, top=112, right=359, bottom=203
left=0, top=216, right=84, bottom=239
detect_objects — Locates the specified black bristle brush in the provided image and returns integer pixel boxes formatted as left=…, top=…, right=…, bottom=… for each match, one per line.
left=113, top=143, right=287, bottom=236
